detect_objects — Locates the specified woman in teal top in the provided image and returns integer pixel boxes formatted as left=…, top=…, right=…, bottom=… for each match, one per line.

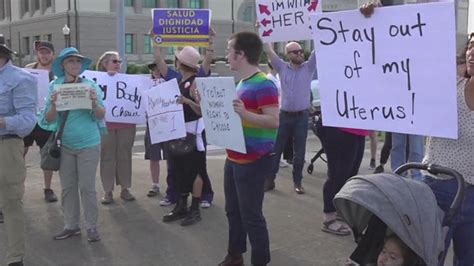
left=39, top=47, right=106, bottom=243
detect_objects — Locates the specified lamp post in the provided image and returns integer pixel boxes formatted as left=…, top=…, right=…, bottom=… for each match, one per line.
left=62, top=24, right=71, bottom=47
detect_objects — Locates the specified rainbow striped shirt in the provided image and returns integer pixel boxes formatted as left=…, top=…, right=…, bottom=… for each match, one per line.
left=227, top=72, right=279, bottom=164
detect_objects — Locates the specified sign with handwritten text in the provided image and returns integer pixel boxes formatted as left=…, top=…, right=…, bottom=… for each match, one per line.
left=196, top=77, right=246, bottom=153
left=256, top=0, right=322, bottom=43
left=82, top=71, right=150, bottom=124
left=143, top=79, right=186, bottom=144
left=310, top=2, right=457, bottom=139
left=152, top=9, right=211, bottom=47
left=24, top=68, right=50, bottom=112
left=54, top=83, right=92, bottom=111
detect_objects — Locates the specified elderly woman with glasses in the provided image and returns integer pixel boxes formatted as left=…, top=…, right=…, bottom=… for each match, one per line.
left=96, top=51, right=137, bottom=204
left=39, top=47, right=105, bottom=242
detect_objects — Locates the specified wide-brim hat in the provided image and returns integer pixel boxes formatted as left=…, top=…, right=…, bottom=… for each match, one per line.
left=174, top=46, right=200, bottom=70
left=0, top=34, right=16, bottom=55
left=52, top=47, right=91, bottom=77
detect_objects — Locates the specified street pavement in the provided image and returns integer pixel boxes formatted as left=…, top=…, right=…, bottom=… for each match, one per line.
left=0, top=131, right=391, bottom=266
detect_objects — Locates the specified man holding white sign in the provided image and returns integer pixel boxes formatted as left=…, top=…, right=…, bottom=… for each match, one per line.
left=262, top=41, right=316, bottom=194
left=218, top=31, right=279, bottom=266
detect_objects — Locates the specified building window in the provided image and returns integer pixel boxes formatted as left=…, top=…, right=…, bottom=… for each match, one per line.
left=45, top=0, right=52, bottom=8
left=125, top=34, right=134, bottom=54
left=34, top=0, right=40, bottom=10
left=167, top=0, right=179, bottom=8
left=125, top=0, right=134, bottom=7
left=33, top=35, right=40, bottom=41
left=23, top=36, right=30, bottom=55
left=0, top=0, right=5, bottom=20
left=46, top=34, right=52, bottom=42
left=189, top=0, right=201, bottom=8
left=144, top=35, right=152, bottom=54
left=242, top=6, right=253, bottom=22
left=166, top=47, right=176, bottom=56
left=23, top=0, right=29, bottom=13
left=143, top=0, right=159, bottom=8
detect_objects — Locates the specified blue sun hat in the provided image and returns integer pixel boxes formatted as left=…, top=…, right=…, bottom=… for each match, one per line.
left=52, top=47, right=91, bottom=78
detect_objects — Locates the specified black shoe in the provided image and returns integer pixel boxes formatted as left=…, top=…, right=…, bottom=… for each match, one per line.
left=163, top=201, right=188, bottom=223
left=264, top=178, right=275, bottom=192
left=53, top=228, right=81, bottom=240
left=44, top=188, right=58, bottom=203
left=180, top=208, right=201, bottom=226
left=294, top=185, right=305, bottom=195
left=374, top=165, right=384, bottom=174
left=218, top=253, right=244, bottom=266
left=8, top=261, right=23, bottom=266
left=0, top=211, right=3, bottom=224
left=369, top=159, right=376, bottom=170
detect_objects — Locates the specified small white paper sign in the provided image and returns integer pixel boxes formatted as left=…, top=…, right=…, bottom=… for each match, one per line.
left=54, top=83, right=92, bottom=111
left=196, top=77, right=247, bottom=153
left=143, top=79, right=186, bottom=144
left=82, top=70, right=150, bottom=124
left=24, top=68, right=50, bottom=112
left=310, top=2, right=458, bottom=139
left=256, top=0, right=322, bottom=43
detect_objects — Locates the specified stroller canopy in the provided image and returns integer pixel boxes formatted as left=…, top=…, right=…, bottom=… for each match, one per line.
left=334, top=174, right=444, bottom=266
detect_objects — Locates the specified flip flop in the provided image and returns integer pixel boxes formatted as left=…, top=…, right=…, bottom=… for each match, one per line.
left=321, top=219, right=351, bottom=236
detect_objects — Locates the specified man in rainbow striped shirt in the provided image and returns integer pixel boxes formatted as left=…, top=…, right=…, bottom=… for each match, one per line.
left=218, top=32, right=279, bottom=266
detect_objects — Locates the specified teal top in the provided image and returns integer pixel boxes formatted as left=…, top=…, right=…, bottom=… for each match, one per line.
left=39, top=77, right=106, bottom=150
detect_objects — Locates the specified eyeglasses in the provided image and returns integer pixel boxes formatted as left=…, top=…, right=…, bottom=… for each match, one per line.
left=288, top=49, right=304, bottom=55
left=112, top=59, right=122, bottom=64
left=225, top=49, right=241, bottom=55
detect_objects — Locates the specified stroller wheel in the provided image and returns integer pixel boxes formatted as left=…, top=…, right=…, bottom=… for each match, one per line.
left=307, top=164, right=314, bottom=174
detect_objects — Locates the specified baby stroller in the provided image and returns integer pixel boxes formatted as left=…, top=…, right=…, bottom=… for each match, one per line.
left=334, top=163, right=466, bottom=266
left=307, top=80, right=326, bottom=174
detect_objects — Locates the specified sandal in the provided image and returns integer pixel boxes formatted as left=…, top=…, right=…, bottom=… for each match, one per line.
left=321, top=219, right=351, bottom=236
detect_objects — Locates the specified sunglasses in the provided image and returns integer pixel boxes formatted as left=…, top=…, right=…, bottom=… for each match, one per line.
left=288, top=49, right=304, bottom=55
left=112, top=59, right=122, bottom=64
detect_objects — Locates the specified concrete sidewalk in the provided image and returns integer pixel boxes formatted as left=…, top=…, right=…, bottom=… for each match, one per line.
left=0, top=136, right=383, bottom=266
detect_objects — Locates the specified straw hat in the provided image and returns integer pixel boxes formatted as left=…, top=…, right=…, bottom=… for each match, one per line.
left=174, top=46, right=200, bottom=70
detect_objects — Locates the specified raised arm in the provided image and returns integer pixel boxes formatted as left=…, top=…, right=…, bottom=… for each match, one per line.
left=153, top=46, right=169, bottom=79
left=263, top=43, right=279, bottom=63
left=201, top=28, right=216, bottom=75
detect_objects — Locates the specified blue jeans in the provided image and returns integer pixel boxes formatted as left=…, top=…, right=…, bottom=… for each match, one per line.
left=425, top=177, right=474, bottom=265
left=390, top=133, right=424, bottom=180
left=271, top=110, right=309, bottom=186
left=224, top=155, right=272, bottom=265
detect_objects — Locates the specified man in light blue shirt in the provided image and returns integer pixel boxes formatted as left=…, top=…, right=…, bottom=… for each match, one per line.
left=0, top=34, right=37, bottom=266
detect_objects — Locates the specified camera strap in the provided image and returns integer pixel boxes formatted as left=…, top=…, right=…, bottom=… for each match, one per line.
left=55, top=111, right=70, bottom=147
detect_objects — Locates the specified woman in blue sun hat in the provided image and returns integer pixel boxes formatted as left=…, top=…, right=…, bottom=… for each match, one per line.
left=39, top=47, right=106, bottom=242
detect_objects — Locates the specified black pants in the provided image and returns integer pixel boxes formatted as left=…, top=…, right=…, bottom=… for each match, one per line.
left=379, top=132, right=392, bottom=165
left=224, top=155, right=272, bottom=265
left=318, top=125, right=365, bottom=213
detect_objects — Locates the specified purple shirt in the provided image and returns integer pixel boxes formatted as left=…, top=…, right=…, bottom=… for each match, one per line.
left=271, top=51, right=316, bottom=112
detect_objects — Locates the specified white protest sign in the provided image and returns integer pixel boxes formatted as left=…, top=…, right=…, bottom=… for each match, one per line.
left=143, top=79, right=186, bottom=144
left=53, top=83, right=92, bottom=111
left=24, top=68, right=50, bottom=112
left=82, top=70, right=149, bottom=124
left=196, top=77, right=246, bottom=153
left=256, top=0, right=322, bottom=43
left=310, top=2, right=458, bottom=139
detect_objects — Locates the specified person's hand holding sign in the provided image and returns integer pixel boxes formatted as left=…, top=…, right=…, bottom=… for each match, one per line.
left=232, top=99, right=246, bottom=117
left=359, top=0, right=382, bottom=17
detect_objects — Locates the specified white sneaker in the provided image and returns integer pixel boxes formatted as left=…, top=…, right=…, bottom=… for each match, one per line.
left=279, top=160, right=289, bottom=168
left=200, top=200, right=211, bottom=208
left=159, top=198, right=173, bottom=206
